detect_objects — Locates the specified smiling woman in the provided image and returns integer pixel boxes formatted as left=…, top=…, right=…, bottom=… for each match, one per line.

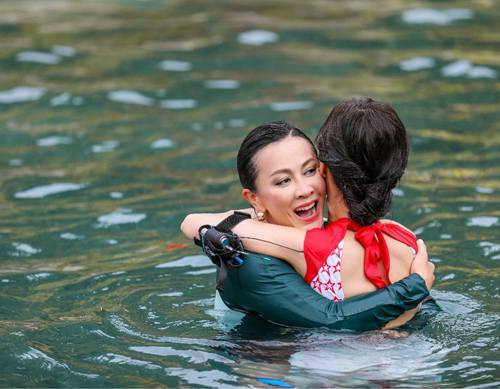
left=237, top=121, right=325, bottom=230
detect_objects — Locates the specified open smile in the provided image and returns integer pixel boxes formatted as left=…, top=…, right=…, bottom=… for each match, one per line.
left=294, top=200, right=320, bottom=222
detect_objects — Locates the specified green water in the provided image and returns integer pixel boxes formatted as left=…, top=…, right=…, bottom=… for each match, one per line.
left=0, top=0, right=498, bottom=387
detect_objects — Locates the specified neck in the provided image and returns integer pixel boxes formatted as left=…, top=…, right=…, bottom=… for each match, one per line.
left=325, top=170, right=350, bottom=221
left=328, top=198, right=349, bottom=221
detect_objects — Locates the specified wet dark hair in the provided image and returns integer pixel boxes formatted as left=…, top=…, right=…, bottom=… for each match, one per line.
left=237, top=121, right=316, bottom=192
left=316, top=97, right=409, bottom=226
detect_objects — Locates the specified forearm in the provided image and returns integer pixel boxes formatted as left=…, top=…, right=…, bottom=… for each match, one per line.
left=180, top=210, right=234, bottom=239
left=221, top=254, right=430, bottom=330
left=181, top=210, right=307, bottom=274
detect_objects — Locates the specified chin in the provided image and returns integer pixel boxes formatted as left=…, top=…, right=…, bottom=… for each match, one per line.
left=295, top=217, right=322, bottom=230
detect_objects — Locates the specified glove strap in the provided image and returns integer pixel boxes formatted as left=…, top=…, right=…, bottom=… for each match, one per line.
left=216, top=211, right=251, bottom=232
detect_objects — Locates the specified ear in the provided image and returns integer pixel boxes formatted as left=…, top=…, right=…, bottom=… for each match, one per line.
left=241, top=188, right=265, bottom=213
left=319, top=161, right=328, bottom=179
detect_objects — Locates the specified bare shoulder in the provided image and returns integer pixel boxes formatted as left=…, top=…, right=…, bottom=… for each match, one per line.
left=379, top=219, right=415, bottom=236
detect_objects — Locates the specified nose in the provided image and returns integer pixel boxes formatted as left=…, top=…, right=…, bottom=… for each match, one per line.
left=295, top=178, right=314, bottom=198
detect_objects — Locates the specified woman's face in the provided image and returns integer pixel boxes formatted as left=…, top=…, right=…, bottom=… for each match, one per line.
left=247, top=136, right=326, bottom=230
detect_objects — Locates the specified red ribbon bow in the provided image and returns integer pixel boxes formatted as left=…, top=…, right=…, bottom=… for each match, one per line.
left=350, top=221, right=391, bottom=288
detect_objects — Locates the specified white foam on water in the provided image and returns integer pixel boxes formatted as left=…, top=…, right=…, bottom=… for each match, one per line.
left=94, top=353, right=161, bottom=369
left=16, top=51, right=61, bottom=64
left=399, top=56, right=435, bottom=71
left=204, top=79, right=240, bottom=89
left=60, top=232, right=84, bottom=240
left=213, top=290, right=231, bottom=311
left=26, top=272, right=52, bottom=281
left=158, top=60, right=192, bottom=72
left=106, top=239, right=118, bottom=245
left=290, top=333, right=448, bottom=381
left=36, top=136, right=73, bottom=146
left=270, top=101, right=313, bottom=111
left=108, top=90, right=154, bottom=106
left=166, top=368, right=238, bottom=387
left=476, top=187, right=494, bottom=194
left=401, top=8, right=473, bottom=25
left=237, top=30, right=279, bottom=45
left=459, top=205, right=474, bottom=212
left=110, top=192, right=123, bottom=199
left=90, top=330, right=116, bottom=339
left=392, top=188, right=405, bottom=197
left=185, top=268, right=216, bottom=276
left=159, top=99, right=197, bottom=109
left=51, top=45, right=77, bottom=57
left=479, top=241, right=500, bottom=259
left=91, top=140, right=119, bottom=153
left=0, top=86, right=46, bottom=104
left=156, top=255, right=211, bottom=269
left=441, top=60, right=497, bottom=78
left=96, top=208, right=146, bottom=228
left=466, top=66, right=497, bottom=79
left=19, top=347, right=66, bottom=367
left=8, top=159, right=23, bottom=166
left=441, top=273, right=456, bottom=281
left=14, top=182, right=86, bottom=199
left=130, top=346, right=233, bottom=364
left=441, top=60, right=472, bottom=77
left=467, top=216, right=498, bottom=228
left=158, top=292, right=183, bottom=297
left=50, top=92, right=72, bottom=106
left=150, top=138, right=175, bottom=149
left=10, top=242, right=41, bottom=256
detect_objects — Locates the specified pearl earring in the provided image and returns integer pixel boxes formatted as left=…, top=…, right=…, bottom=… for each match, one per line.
left=257, top=212, right=265, bottom=221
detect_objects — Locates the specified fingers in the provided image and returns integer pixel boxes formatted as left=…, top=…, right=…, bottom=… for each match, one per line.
left=415, top=239, right=428, bottom=261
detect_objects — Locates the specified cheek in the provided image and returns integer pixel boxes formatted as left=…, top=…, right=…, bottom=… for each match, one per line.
left=312, top=176, right=326, bottom=196
left=260, top=189, right=294, bottom=214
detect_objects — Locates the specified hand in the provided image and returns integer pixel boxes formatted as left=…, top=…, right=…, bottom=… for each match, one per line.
left=410, top=239, right=435, bottom=291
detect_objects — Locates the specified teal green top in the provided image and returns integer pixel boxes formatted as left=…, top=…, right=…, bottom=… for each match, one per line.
left=219, top=252, right=429, bottom=331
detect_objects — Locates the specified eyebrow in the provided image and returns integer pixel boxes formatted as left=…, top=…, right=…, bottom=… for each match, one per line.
left=269, top=157, right=317, bottom=177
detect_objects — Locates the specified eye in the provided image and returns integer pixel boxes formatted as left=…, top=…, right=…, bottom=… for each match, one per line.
left=275, top=177, right=291, bottom=187
left=304, top=166, right=318, bottom=176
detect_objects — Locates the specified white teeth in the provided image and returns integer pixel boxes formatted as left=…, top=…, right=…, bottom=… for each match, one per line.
left=296, top=203, right=315, bottom=212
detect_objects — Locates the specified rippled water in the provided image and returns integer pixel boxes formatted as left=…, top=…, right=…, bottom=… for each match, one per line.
left=1, top=0, right=498, bottom=387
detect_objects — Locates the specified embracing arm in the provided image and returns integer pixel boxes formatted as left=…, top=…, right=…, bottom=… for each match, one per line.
left=181, top=211, right=308, bottom=276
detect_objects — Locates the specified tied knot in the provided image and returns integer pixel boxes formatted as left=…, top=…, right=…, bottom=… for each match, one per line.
left=349, top=221, right=390, bottom=289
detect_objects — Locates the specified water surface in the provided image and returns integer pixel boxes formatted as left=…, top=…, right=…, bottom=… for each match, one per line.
left=0, top=0, right=498, bottom=387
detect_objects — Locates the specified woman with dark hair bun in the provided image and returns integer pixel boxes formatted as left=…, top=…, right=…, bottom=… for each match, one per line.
left=315, top=97, right=409, bottom=226
left=181, top=98, right=435, bottom=328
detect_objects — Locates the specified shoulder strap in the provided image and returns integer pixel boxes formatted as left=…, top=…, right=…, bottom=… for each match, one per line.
left=379, top=222, right=418, bottom=252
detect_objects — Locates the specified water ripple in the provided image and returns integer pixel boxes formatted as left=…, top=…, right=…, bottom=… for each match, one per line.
left=14, top=183, right=87, bottom=199
left=401, top=8, right=473, bottom=25
left=237, top=30, right=278, bottom=45
left=0, top=86, right=45, bottom=104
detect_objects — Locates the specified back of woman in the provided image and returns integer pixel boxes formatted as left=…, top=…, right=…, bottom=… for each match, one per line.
left=313, top=98, right=418, bottom=301
left=341, top=225, right=415, bottom=299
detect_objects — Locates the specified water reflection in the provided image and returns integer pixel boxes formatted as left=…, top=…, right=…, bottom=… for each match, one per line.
left=0, top=0, right=498, bottom=386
